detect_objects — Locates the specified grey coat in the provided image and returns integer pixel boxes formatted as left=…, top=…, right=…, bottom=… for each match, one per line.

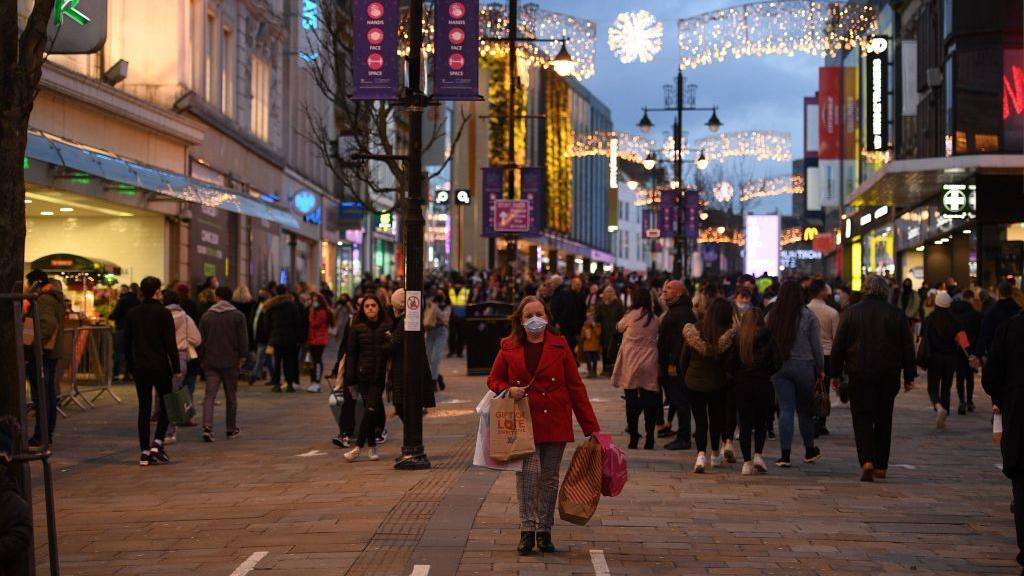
left=199, top=301, right=249, bottom=370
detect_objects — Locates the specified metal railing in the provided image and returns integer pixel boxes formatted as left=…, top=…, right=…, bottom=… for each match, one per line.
left=58, top=325, right=121, bottom=412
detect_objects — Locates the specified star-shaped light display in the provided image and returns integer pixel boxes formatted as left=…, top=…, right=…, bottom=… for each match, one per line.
left=608, top=10, right=663, bottom=64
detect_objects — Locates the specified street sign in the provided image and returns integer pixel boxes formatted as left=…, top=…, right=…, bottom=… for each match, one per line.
left=434, top=190, right=450, bottom=204
left=645, top=228, right=661, bottom=238
left=46, top=0, right=108, bottom=55
left=352, top=0, right=400, bottom=100
left=454, top=189, right=471, bottom=205
left=493, top=199, right=531, bottom=232
left=405, top=291, right=422, bottom=332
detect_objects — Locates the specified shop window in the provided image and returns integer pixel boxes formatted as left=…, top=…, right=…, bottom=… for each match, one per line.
left=221, top=26, right=234, bottom=118
left=251, top=55, right=270, bottom=141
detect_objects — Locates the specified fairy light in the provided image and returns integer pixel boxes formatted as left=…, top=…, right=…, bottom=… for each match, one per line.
left=698, top=228, right=744, bottom=246
left=712, top=181, right=734, bottom=203
left=780, top=226, right=804, bottom=246
left=608, top=10, right=663, bottom=64
left=571, top=131, right=656, bottom=164
left=661, top=135, right=691, bottom=162
left=739, top=175, right=805, bottom=202
left=695, top=130, right=792, bottom=163
left=677, top=1, right=878, bottom=70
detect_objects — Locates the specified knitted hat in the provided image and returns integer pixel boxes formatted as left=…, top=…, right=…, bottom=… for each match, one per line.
left=391, top=288, right=406, bottom=311
left=934, top=291, right=952, bottom=309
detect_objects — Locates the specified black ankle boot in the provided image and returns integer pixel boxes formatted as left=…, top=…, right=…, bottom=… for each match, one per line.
left=644, top=436, right=655, bottom=450
left=517, top=531, right=535, bottom=555
left=627, top=433, right=639, bottom=449
left=536, top=531, right=555, bottom=553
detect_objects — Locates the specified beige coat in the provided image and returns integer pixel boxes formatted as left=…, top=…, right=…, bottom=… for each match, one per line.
left=611, top=308, right=660, bottom=391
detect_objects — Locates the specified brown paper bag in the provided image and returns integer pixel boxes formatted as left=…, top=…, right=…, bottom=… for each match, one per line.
left=558, top=439, right=603, bottom=525
left=488, top=394, right=535, bottom=462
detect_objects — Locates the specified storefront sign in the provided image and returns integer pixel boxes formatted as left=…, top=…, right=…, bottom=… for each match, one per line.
left=434, top=190, right=450, bottom=204
left=802, top=227, right=819, bottom=241
left=47, top=0, right=107, bottom=55
left=866, top=37, right=888, bottom=151
left=645, top=228, right=661, bottom=239
left=337, top=202, right=364, bottom=230
left=433, top=0, right=479, bottom=100
left=189, top=205, right=237, bottom=286
left=941, top=184, right=969, bottom=218
left=454, top=189, right=471, bottom=205
left=818, top=67, right=842, bottom=160
left=292, top=190, right=319, bottom=215
left=352, top=0, right=399, bottom=100
left=1004, top=48, right=1024, bottom=151
left=493, top=199, right=531, bottom=232
left=519, top=167, right=544, bottom=236
left=780, top=249, right=822, bottom=268
left=375, top=211, right=395, bottom=234
left=811, top=232, right=835, bottom=253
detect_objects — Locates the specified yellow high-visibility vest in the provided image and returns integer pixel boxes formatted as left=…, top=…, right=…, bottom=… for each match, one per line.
left=449, top=287, right=470, bottom=308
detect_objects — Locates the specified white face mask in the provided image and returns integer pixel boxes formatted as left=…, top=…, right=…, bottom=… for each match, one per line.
left=523, top=316, right=548, bottom=335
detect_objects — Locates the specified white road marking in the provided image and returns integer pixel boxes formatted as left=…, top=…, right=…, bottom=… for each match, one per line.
left=891, top=464, right=916, bottom=470
left=409, top=565, right=430, bottom=576
left=229, top=551, right=268, bottom=576
left=590, top=549, right=610, bottom=576
left=997, top=463, right=1004, bottom=471
left=296, top=450, right=326, bottom=458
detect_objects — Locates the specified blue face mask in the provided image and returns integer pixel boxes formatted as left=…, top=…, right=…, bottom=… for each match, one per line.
left=523, top=316, right=548, bottom=335
left=834, top=293, right=842, bottom=303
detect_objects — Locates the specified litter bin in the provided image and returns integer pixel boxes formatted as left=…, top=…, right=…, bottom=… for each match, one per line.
left=464, top=301, right=514, bottom=375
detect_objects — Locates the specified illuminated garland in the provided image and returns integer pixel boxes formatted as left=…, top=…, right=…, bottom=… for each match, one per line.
left=780, top=226, right=804, bottom=246
left=677, top=1, right=877, bottom=70
left=608, top=10, right=663, bottom=64
left=483, top=53, right=528, bottom=167
left=697, top=228, right=744, bottom=245
left=712, top=181, right=734, bottom=203
left=661, top=135, right=691, bottom=162
left=739, top=175, right=805, bottom=201
left=570, top=131, right=655, bottom=164
left=545, top=70, right=573, bottom=233
left=695, top=130, right=792, bottom=163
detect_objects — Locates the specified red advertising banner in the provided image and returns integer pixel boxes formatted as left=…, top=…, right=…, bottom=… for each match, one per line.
left=843, top=66, right=860, bottom=160
left=818, top=67, right=841, bottom=160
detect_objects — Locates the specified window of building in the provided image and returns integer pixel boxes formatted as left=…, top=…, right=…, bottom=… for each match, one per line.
left=251, top=55, right=270, bottom=141
left=204, top=12, right=219, bottom=107
left=221, top=27, right=234, bottom=118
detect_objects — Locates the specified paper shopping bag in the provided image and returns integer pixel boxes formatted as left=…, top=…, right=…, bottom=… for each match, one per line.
left=473, top=392, right=524, bottom=471
left=488, top=393, right=535, bottom=462
left=558, top=438, right=603, bottom=525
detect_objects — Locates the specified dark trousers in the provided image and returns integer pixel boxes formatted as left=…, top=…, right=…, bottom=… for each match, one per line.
left=624, top=388, right=660, bottom=440
left=848, top=379, right=896, bottom=469
left=814, top=356, right=831, bottom=432
left=955, top=353, right=975, bottom=406
left=337, top=385, right=357, bottom=436
left=736, top=382, right=772, bottom=461
left=272, top=343, right=300, bottom=387
left=719, top=384, right=737, bottom=445
left=584, top=351, right=599, bottom=374
left=927, top=354, right=957, bottom=411
left=134, top=370, right=172, bottom=452
left=26, top=355, right=58, bottom=442
left=448, top=315, right=465, bottom=356
left=601, top=341, right=617, bottom=375
left=113, top=329, right=126, bottom=378
left=308, top=345, right=325, bottom=383
left=662, top=374, right=691, bottom=440
left=690, top=388, right=725, bottom=453
left=1012, top=475, right=1024, bottom=567
left=356, top=384, right=384, bottom=448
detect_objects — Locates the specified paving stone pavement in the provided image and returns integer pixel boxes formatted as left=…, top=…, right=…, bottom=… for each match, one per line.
left=27, top=355, right=1018, bottom=576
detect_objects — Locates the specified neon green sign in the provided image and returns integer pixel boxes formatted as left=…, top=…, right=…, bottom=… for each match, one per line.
left=54, top=0, right=90, bottom=26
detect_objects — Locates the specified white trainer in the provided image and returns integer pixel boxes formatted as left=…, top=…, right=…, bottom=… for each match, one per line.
left=693, top=452, right=707, bottom=474
left=306, top=383, right=322, bottom=393
left=741, top=461, right=755, bottom=475
left=711, top=452, right=724, bottom=468
left=752, top=454, right=768, bottom=473
left=936, top=407, right=948, bottom=429
left=343, top=447, right=361, bottom=462
left=369, top=447, right=380, bottom=461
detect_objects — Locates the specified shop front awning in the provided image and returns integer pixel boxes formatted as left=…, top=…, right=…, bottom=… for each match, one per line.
left=26, top=130, right=301, bottom=228
left=846, top=154, right=1024, bottom=208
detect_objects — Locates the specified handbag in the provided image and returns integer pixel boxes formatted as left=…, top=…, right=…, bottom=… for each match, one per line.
left=915, top=324, right=931, bottom=369
left=162, top=388, right=196, bottom=425
left=557, top=438, right=603, bottom=525
left=813, top=377, right=831, bottom=419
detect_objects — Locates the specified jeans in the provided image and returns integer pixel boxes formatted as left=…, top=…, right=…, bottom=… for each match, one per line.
left=254, top=344, right=274, bottom=380
left=689, top=388, right=725, bottom=453
left=426, top=326, right=448, bottom=380
left=661, top=375, right=691, bottom=441
left=308, top=345, right=325, bottom=383
left=736, top=381, right=772, bottom=461
left=772, top=360, right=816, bottom=454
left=203, top=366, right=239, bottom=431
left=927, top=354, right=956, bottom=411
left=26, top=355, right=58, bottom=442
left=516, top=442, right=566, bottom=531
left=848, top=378, right=896, bottom=469
left=134, top=370, right=172, bottom=452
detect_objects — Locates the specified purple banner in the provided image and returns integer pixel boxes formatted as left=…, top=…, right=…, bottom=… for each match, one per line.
left=352, top=0, right=399, bottom=100
left=433, top=0, right=479, bottom=100
left=684, top=189, right=700, bottom=240
left=658, top=200, right=677, bottom=235
left=520, top=167, right=544, bottom=236
left=481, top=167, right=503, bottom=237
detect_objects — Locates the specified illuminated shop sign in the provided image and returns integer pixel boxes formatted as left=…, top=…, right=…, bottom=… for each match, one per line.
left=865, top=37, right=888, bottom=151
left=292, top=190, right=319, bottom=215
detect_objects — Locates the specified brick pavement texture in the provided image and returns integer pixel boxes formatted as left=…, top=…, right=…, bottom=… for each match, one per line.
left=28, top=356, right=1019, bottom=575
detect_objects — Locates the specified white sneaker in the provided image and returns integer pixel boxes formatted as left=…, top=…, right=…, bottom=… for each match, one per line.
left=753, top=454, right=768, bottom=473
left=936, top=407, right=948, bottom=429
left=164, top=433, right=177, bottom=446
left=693, top=452, right=707, bottom=473
left=369, top=447, right=380, bottom=461
left=723, top=442, right=736, bottom=463
left=741, top=461, right=755, bottom=475
left=306, top=383, right=322, bottom=393
left=343, top=447, right=361, bottom=462
left=711, top=452, right=724, bottom=468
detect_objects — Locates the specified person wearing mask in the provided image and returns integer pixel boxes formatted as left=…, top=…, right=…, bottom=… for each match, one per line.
left=806, top=279, right=838, bottom=437
left=681, top=298, right=735, bottom=472
left=595, top=285, right=625, bottom=376
left=305, top=292, right=334, bottom=393
left=343, top=295, right=391, bottom=462
left=198, top=287, right=249, bottom=442
left=950, top=289, right=982, bottom=414
left=486, top=296, right=599, bottom=556
left=162, top=289, right=201, bottom=442
left=386, top=289, right=436, bottom=428
left=23, top=270, right=64, bottom=448
left=611, top=287, right=661, bottom=450
left=922, top=291, right=976, bottom=429
left=260, top=285, right=304, bottom=393
left=0, top=416, right=32, bottom=576
left=981, top=308, right=1024, bottom=569
left=659, top=280, right=696, bottom=451
left=109, top=283, right=141, bottom=381
left=124, top=277, right=180, bottom=466
left=727, top=308, right=781, bottom=475
left=448, top=279, right=470, bottom=357
left=767, top=280, right=824, bottom=468
left=830, top=274, right=916, bottom=481
left=424, top=289, right=451, bottom=391
left=978, top=281, right=1022, bottom=361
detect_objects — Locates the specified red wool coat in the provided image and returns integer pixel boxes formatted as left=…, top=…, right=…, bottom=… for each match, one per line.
left=487, top=331, right=600, bottom=444
left=307, top=307, right=330, bottom=346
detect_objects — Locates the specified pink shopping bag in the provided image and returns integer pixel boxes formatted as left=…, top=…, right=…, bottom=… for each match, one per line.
left=595, top=433, right=627, bottom=497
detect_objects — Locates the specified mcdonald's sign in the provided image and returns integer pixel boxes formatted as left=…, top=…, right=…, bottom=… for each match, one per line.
left=802, top=227, right=819, bottom=242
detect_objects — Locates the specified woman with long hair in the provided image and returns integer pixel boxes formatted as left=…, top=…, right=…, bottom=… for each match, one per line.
left=305, top=292, right=335, bottom=393
left=727, top=308, right=781, bottom=475
left=611, top=286, right=661, bottom=449
left=766, top=280, right=824, bottom=467
left=486, top=296, right=599, bottom=556
left=681, top=298, right=735, bottom=473
left=595, top=285, right=625, bottom=376
left=342, top=295, right=391, bottom=462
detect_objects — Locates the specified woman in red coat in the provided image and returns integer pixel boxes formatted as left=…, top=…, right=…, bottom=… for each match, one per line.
left=487, top=295, right=600, bottom=556
left=305, top=292, right=334, bottom=393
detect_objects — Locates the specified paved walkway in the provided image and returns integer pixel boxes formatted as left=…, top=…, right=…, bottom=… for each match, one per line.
left=28, top=356, right=1018, bottom=575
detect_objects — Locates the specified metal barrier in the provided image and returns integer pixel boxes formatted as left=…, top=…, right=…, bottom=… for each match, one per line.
left=58, top=325, right=120, bottom=412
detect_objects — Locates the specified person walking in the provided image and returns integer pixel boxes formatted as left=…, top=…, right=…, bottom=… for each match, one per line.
left=424, top=288, right=451, bottom=390
left=921, top=291, right=976, bottom=429
left=305, top=292, right=334, bottom=393
left=611, top=287, right=660, bottom=449
left=342, top=295, right=391, bottom=462
left=23, top=271, right=64, bottom=448
left=580, top=312, right=602, bottom=379
left=681, top=298, right=736, bottom=472
left=981, top=308, right=1024, bottom=569
left=726, top=308, right=781, bottom=475
left=162, top=289, right=201, bottom=441
left=109, top=283, right=141, bottom=381
left=198, top=287, right=249, bottom=442
left=978, top=281, right=1022, bottom=360
left=899, top=278, right=922, bottom=331
left=595, top=285, right=625, bottom=376
left=659, top=280, right=696, bottom=451
left=950, top=289, right=982, bottom=413
left=124, top=277, right=180, bottom=466
left=807, top=279, right=839, bottom=437
left=766, top=280, right=823, bottom=468
left=486, top=295, right=600, bottom=556
left=830, top=274, right=917, bottom=481
left=549, top=275, right=581, bottom=357
left=447, top=279, right=470, bottom=357
left=260, top=285, right=304, bottom=393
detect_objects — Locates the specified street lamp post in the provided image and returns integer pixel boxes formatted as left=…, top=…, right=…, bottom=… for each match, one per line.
left=638, top=70, right=720, bottom=279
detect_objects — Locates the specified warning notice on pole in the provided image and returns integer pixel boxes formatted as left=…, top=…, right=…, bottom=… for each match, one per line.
left=405, top=290, right=422, bottom=332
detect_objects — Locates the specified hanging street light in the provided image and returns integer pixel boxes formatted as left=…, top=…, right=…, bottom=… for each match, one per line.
left=642, top=151, right=657, bottom=170
left=705, top=108, right=722, bottom=133
left=695, top=149, right=709, bottom=170
left=637, top=108, right=653, bottom=133
left=551, top=39, right=576, bottom=77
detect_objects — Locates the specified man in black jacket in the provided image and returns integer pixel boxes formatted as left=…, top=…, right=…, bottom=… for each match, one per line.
left=830, top=274, right=916, bottom=482
left=982, top=310, right=1024, bottom=569
left=979, top=281, right=1022, bottom=360
left=260, top=285, right=306, bottom=392
left=660, top=280, right=696, bottom=450
left=124, top=276, right=180, bottom=466
left=950, top=290, right=982, bottom=413
left=109, top=283, right=140, bottom=381
left=549, top=275, right=580, bottom=354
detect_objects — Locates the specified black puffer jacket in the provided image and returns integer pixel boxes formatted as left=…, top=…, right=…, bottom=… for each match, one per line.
left=726, top=326, right=782, bottom=390
left=658, top=297, right=696, bottom=376
left=983, top=313, right=1024, bottom=478
left=830, top=296, right=916, bottom=390
left=260, top=294, right=307, bottom=348
left=386, top=314, right=436, bottom=408
left=0, top=468, right=31, bottom=576
left=344, top=318, right=392, bottom=390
